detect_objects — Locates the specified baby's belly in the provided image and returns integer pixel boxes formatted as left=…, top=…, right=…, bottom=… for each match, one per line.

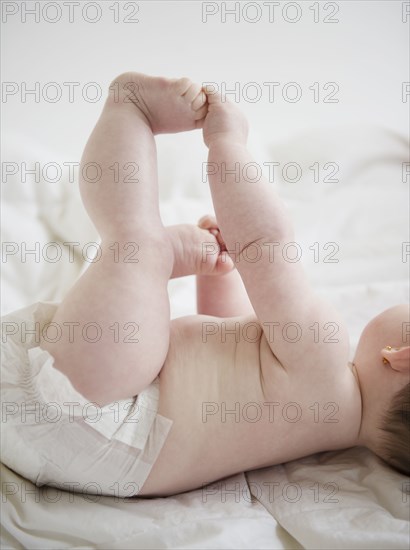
left=140, top=314, right=288, bottom=496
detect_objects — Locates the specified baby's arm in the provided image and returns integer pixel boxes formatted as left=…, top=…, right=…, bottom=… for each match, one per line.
left=197, top=271, right=254, bottom=318
left=202, top=90, right=348, bottom=371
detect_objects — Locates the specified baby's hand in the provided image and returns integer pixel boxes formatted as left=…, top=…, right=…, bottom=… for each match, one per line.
left=198, top=214, right=226, bottom=250
left=198, top=214, right=234, bottom=275
left=201, top=86, right=248, bottom=148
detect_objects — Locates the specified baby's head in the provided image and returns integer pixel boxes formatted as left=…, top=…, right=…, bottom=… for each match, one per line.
left=353, top=304, right=410, bottom=475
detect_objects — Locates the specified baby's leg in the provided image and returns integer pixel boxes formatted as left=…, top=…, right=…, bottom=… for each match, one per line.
left=202, top=90, right=325, bottom=368
left=202, top=90, right=291, bottom=253
left=202, top=89, right=293, bottom=322
left=41, top=73, right=207, bottom=407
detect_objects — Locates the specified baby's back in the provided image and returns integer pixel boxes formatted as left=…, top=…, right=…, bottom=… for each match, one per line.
left=140, top=314, right=361, bottom=496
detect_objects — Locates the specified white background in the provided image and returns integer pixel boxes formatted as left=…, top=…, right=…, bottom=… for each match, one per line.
left=2, top=1, right=409, bottom=159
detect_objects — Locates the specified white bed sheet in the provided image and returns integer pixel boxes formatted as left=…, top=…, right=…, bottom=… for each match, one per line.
left=1, top=126, right=409, bottom=549
left=1, top=464, right=297, bottom=550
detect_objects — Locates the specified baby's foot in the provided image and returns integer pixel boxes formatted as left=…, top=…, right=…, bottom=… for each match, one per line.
left=167, top=222, right=234, bottom=278
left=110, top=72, right=208, bottom=134
left=202, top=86, right=249, bottom=148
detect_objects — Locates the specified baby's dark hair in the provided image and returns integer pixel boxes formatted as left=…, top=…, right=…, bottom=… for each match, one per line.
left=378, top=382, right=410, bottom=476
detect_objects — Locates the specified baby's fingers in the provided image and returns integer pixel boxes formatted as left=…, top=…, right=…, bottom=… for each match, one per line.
left=198, top=214, right=218, bottom=230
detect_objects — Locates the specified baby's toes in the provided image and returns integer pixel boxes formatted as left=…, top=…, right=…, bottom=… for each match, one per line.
left=198, top=214, right=217, bottom=230
left=181, top=80, right=201, bottom=102
left=203, top=85, right=223, bottom=105
left=191, top=89, right=207, bottom=111
left=181, top=82, right=207, bottom=112
left=193, top=96, right=208, bottom=126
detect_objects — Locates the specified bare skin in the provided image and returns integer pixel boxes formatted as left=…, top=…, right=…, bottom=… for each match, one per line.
left=40, top=73, right=410, bottom=497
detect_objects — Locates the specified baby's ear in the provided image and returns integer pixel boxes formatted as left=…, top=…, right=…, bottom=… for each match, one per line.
left=381, top=346, right=410, bottom=372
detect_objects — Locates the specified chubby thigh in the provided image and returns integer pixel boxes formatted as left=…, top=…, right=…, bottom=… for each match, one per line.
left=1, top=300, right=172, bottom=499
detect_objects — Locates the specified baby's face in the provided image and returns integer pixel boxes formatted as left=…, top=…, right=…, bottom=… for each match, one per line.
left=352, top=304, right=410, bottom=451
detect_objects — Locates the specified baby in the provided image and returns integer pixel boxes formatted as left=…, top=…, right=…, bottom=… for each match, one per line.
left=3, top=72, right=409, bottom=498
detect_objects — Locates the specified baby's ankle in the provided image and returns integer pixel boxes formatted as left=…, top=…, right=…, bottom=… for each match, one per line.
left=206, top=133, right=248, bottom=151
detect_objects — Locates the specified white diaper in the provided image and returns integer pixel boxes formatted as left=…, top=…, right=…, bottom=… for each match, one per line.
left=1, top=302, right=173, bottom=497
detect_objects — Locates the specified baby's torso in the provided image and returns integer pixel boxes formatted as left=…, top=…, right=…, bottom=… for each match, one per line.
left=140, top=314, right=359, bottom=496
